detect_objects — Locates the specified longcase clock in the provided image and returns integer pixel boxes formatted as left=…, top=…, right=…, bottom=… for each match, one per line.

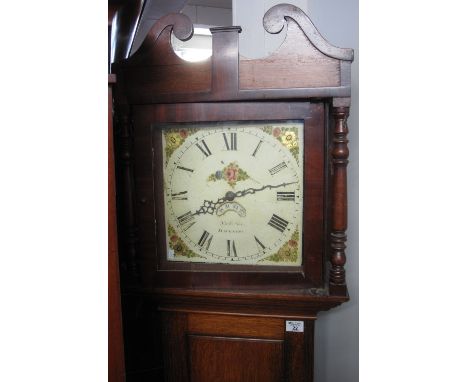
left=112, top=4, right=354, bottom=381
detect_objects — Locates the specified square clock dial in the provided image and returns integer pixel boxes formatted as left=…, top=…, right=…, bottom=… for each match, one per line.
left=160, top=121, right=304, bottom=266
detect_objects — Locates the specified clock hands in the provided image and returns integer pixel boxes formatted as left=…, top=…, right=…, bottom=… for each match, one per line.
left=228, top=181, right=298, bottom=199
left=192, top=181, right=298, bottom=216
left=192, top=196, right=226, bottom=216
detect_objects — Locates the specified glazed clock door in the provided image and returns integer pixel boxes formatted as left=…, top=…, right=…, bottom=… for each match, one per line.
left=160, top=121, right=304, bottom=266
left=147, top=101, right=326, bottom=288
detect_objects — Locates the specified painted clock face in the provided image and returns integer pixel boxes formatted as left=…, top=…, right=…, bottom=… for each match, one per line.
left=161, top=121, right=304, bottom=266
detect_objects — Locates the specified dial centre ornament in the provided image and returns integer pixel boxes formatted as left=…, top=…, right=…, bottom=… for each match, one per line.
left=161, top=121, right=304, bottom=265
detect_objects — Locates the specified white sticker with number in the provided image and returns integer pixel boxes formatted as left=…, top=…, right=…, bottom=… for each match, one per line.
left=286, top=320, right=304, bottom=332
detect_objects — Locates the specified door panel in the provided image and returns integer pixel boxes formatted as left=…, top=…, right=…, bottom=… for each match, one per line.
left=161, top=311, right=315, bottom=381
left=189, top=335, right=284, bottom=382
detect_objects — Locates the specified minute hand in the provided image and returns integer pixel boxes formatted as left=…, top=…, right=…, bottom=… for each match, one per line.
left=232, top=181, right=298, bottom=199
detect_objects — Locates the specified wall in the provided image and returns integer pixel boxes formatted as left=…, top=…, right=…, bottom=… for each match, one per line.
left=181, top=3, right=232, bottom=26
left=234, top=1, right=359, bottom=381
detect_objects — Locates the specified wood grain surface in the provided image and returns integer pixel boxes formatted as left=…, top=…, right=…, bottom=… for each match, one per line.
left=240, top=22, right=340, bottom=89
left=189, top=335, right=284, bottom=382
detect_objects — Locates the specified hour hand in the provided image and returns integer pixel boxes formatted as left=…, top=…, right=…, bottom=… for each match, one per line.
left=193, top=198, right=223, bottom=216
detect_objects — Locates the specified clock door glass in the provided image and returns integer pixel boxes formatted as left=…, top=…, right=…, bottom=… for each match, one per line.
left=160, top=121, right=304, bottom=266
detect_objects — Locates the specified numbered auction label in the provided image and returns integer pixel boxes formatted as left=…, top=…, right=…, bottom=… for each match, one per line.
left=286, top=320, right=304, bottom=332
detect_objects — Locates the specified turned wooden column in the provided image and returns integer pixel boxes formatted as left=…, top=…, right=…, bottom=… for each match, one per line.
left=115, top=105, right=139, bottom=282
left=330, top=105, right=349, bottom=295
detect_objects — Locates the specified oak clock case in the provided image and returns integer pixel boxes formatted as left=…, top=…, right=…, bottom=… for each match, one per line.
left=157, top=120, right=304, bottom=267
left=112, top=4, right=353, bottom=381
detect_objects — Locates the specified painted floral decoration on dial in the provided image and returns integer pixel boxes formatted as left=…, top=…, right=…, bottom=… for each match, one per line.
left=207, top=162, right=250, bottom=187
left=161, top=121, right=304, bottom=266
